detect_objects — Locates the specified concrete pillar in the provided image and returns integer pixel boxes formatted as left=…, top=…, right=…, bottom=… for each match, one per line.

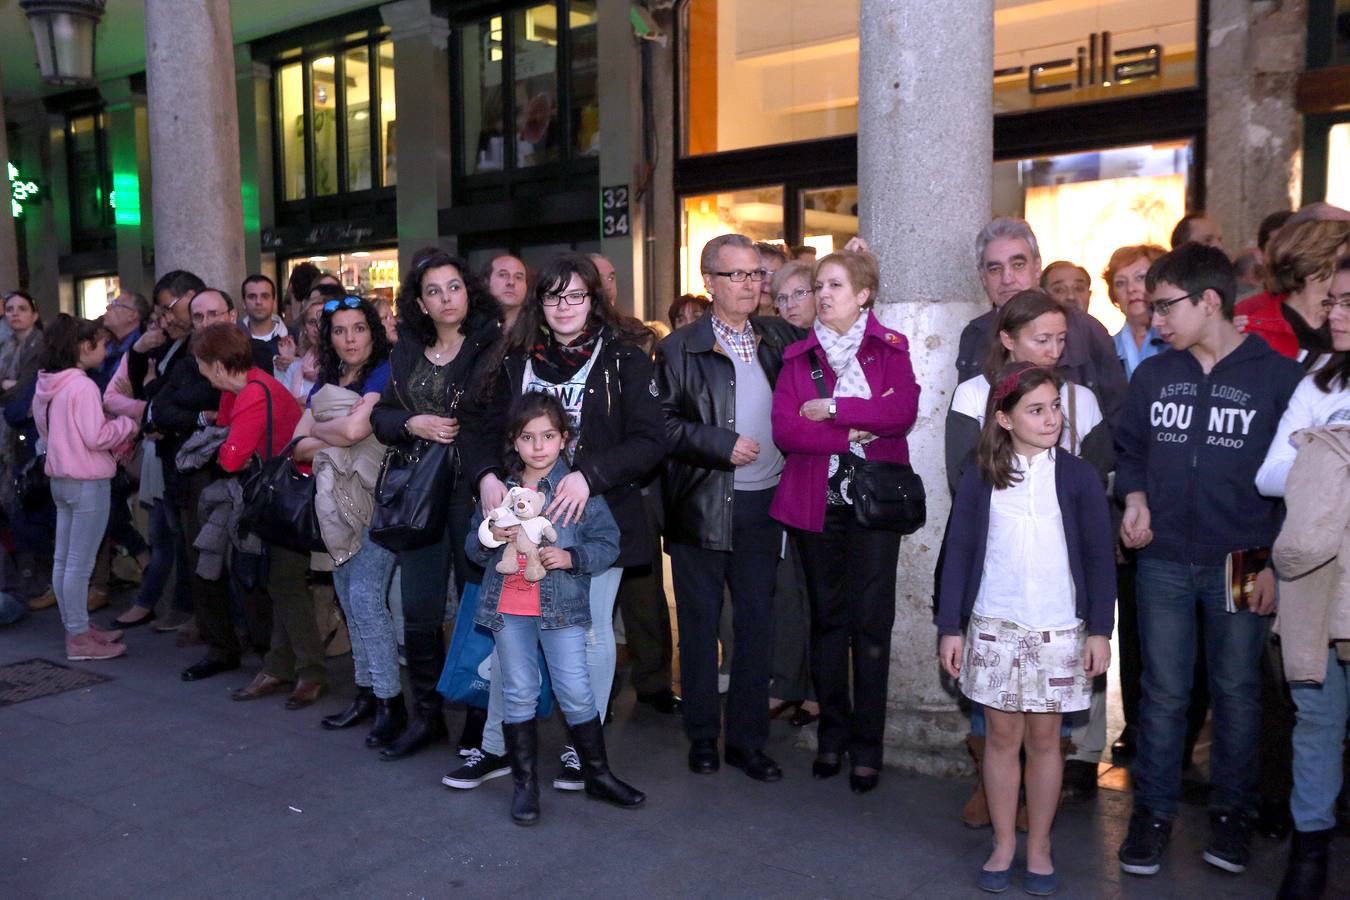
left=144, top=0, right=246, bottom=292
left=380, top=0, right=453, bottom=273
left=648, top=31, right=677, bottom=327
left=596, top=0, right=645, bottom=319
left=236, top=46, right=275, bottom=279
left=102, top=78, right=153, bottom=296
left=858, top=0, right=993, bottom=777
left=1205, top=0, right=1307, bottom=249
left=0, top=81, right=20, bottom=290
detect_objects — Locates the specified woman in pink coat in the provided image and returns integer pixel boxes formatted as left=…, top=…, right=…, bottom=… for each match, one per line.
left=33, top=315, right=139, bottom=661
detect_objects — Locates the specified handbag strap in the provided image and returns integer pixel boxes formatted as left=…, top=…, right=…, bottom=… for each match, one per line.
left=247, top=379, right=274, bottom=462
left=807, top=347, right=830, bottom=400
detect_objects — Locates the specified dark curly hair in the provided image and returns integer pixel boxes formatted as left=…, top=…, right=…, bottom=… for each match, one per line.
left=395, top=252, right=497, bottom=347
left=315, top=297, right=392, bottom=391
left=502, top=252, right=651, bottom=355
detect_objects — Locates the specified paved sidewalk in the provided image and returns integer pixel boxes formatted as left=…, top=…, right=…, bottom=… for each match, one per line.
left=1, top=606, right=1343, bottom=899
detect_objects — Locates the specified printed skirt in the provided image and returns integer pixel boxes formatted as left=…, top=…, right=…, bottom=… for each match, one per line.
left=960, top=614, right=1090, bottom=714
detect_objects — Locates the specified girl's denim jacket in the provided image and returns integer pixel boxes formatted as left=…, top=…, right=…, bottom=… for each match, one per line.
left=466, top=458, right=620, bottom=632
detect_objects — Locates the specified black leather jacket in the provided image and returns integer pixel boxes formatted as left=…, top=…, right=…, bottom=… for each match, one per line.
left=654, top=314, right=801, bottom=551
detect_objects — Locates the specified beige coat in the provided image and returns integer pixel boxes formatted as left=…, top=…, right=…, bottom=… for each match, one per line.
left=1273, top=426, right=1350, bottom=684
left=311, top=384, right=386, bottom=565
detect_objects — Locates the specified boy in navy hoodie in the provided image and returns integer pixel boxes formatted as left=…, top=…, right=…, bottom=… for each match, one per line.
left=1114, top=243, right=1303, bottom=878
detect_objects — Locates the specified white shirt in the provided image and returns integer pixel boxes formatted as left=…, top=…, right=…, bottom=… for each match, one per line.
left=951, top=375, right=1102, bottom=456
left=972, top=449, right=1079, bottom=630
left=521, top=339, right=602, bottom=455
left=1255, top=371, right=1350, bottom=497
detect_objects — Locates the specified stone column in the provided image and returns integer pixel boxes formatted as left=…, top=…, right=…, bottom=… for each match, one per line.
left=102, top=78, right=154, bottom=296
left=596, top=0, right=645, bottom=319
left=858, top=0, right=993, bottom=776
left=380, top=0, right=453, bottom=272
left=144, top=0, right=246, bottom=292
left=648, top=30, right=677, bottom=327
left=235, top=45, right=275, bottom=278
left=1205, top=0, right=1307, bottom=248
left=0, top=78, right=21, bottom=290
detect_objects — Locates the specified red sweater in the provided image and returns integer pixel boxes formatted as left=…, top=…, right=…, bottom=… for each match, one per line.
left=1236, top=290, right=1298, bottom=359
left=216, top=368, right=302, bottom=472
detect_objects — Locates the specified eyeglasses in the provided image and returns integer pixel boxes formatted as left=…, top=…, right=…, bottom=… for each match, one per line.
left=541, top=290, right=591, bottom=307
left=1149, top=291, right=1202, bottom=317
left=164, top=293, right=187, bottom=312
left=775, top=288, right=813, bottom=307
left=106, top=301, right=136, bottom=314
left=1320, top=294, right=1350, bottom=313
left=711, top=269, right=767, bottom=283
left=322, top=296, right=364, bottom=313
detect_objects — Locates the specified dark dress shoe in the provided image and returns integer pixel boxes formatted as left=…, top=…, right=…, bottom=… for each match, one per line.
left=636, top=689, right=683, bottom=715
left=725, top=746, right=783, bottom=782
left=849, top=769, right=880, bottom=793
left=181, top=657, right=240, bottom=682
left=688, top=739, right=720, bottom=774
left=112, top=608, right=156, bottom=629
left=365, top=695, right=408, bottom=748
left=789, top=705, right=820, bottom=728
left=322, top=687, right=375, bottom=728
left=231, top=672, right=293, bottom=701
left=285, top=681, right=325, bottom=710
left=812, top=753, right=842, bottom=779
left=1111, top=726, right=1136, bottom=760
left=379, top=714, right=448, bottom=761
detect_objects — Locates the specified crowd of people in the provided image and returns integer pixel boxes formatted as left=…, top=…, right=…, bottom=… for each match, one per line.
left=3, top=203, right=1348, bottom=897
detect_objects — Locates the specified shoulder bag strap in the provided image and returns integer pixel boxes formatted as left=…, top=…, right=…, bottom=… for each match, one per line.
left=246, top=379, right=274, bottom=461
left=1066, top=382, right=1078, bottom=456
left=807, top=347, right=829, bottom=400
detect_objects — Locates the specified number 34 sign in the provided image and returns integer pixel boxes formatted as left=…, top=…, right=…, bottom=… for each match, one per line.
left=601, top=185, right=630, bottom=238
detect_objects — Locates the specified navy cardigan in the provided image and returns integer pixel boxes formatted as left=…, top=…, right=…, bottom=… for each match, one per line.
left=935, top=450, right=1116, bottom=637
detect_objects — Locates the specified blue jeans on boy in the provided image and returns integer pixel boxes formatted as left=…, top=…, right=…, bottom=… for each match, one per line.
left=496, top=614, right=596, bottom=727
left=1133, top=558, right=1266, bottom=819
left=1289, top=649, right=1350, bottom=832
left=132, top=498, right=192, bottom=614
left=332, top=528, right=400, bottom=699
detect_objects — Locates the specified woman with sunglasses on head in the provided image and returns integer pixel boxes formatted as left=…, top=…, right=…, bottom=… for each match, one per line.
left=443, top=252, right=665, bottom=792
left=369, top=253, right=507, bottom=762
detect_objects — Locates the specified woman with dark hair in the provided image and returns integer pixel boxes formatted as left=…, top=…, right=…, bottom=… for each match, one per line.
left=0, top=291, right=45, bottom=496
left=369, top=252, right=506, bottom=761
left=290, top=297, right=404, bottom=744
left=32, top=315, right=139, bottom=660
left=668, top=294, right=711, bottom=331
left=1, top=291, right=50, bottom=602
left=284, top=262, right=322, bottom=326
left=444, top=251, right=665, bottom=791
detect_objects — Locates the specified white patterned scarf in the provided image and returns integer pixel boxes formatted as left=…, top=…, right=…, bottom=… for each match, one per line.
left=814, top=311, right=872, bottom=455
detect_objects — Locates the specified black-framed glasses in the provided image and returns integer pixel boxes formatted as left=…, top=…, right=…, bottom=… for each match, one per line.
left=1320, top=294, right=1350, bottom=313
left=541, top=290, right=591, bottom=307
left=711, top=269, right=767, bottom=283
left=1149, top=291, right=1202, bottom=317
left=323, top=296, right=364, bottom=313
left=775, top=287, right=812, bottom=306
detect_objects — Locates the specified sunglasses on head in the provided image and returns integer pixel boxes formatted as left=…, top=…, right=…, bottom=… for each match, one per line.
left=322, top=296, right=364, bottom=313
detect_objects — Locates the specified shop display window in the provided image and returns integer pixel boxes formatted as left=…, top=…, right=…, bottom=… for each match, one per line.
left=680, top=186, right=784, bottom=295
left=800, top=186, right=859, bottom=257
left=682, top=0, right=1199, bottom=156
left=1327, top=122, right=1350, bottom=211
left=77, top=275, right=120, bottom=320
left=67, top=111, right=113, bottom=245
left=285, top=248, right=400, bottom=303
left=277, top=63, right=306, bottom=200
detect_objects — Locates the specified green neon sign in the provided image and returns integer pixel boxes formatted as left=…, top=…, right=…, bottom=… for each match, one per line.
left=8, top=162, right=39, bottom=218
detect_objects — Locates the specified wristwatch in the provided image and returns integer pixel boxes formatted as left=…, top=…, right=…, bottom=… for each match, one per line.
left=827, top=399, right=837, bottom=418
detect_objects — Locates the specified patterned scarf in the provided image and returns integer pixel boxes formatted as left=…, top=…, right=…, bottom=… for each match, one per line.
left=530, top=323, right=604, bottom=384
left=814, top=311, right=872, bottom=456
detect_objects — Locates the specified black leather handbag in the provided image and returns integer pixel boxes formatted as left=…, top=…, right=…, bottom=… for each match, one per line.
left=238, top=381, right=327, bottom=553
left=368, top=438, right=455, bottom=552
left=807, top=348, right=926, bottom=534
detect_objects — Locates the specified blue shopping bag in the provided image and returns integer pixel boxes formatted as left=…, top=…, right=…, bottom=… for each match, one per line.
left=437, top=581, right=554, bottom=717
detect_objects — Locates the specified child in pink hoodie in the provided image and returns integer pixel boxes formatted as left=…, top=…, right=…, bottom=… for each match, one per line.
left=33, top=315, right=140, bottom=661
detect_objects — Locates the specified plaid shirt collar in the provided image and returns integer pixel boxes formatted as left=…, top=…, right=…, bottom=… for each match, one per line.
left=709, top=312, right=757, bottom=364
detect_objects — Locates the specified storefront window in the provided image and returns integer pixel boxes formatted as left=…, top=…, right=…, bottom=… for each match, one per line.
left=800, top=186, right=859, bottom=257
left=680, top=186, right=784, bottom=294
left=1327, top=122, right=1350, bottom=211
left=77, top=275, right=119, bottom=320
left=463, top=18, right=507, bottom=174
left=284, top=248, right=400, bottom=302
left=379, top=41, right=397, bottom=187
left=514, top=4, right=561, bottom=168
left=344, top=47, right=372, bottom=192
left=311, top=55, right=340, bottom=196
left=682, top=0, right=1199, bottom=156
left=67, top=112, right=112, bottom=241
left=571, top=2, right=600, bottom=157
left=277, top=63, right=306, bottom=200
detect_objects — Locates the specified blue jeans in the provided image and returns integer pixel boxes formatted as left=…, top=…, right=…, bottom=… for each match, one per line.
left=1133, top=558, right=1266, bottom=818
left=332, top=529, right=400, bottom=699
left=1290, top=649, right=1350, bottom=832
left=133, top=498, right=192, bottom=613
left=51, top=478, right=111, bottom=635
left=495, top=614, right=595, bottom=727
left=481, top=566, right=622, bottom=755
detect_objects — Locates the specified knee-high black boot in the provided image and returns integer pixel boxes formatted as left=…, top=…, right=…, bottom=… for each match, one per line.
left=365, top=694, right=409, bottom=748
left=503, top=720, right=540, bottom=826
left=568, top=716, right=645, bottom=808
left=1278, top=828, right=1331, bottom=900
left=379, top=629, right=447, bottom=761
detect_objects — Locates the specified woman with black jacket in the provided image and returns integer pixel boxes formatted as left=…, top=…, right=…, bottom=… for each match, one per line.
left=369, top=252, right=506, bottom=761
left=443, top=252, right=666, bottom=791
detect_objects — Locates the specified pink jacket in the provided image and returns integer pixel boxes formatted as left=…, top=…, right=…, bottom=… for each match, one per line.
left=34, top=368, right=139, bottom=480
left=102, top=353, right=147, bottom=420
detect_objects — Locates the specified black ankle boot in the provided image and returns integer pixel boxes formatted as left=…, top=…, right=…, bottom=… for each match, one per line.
left=568, top=715, right=645, bottom=809
left=322, top=686, right=376, bottom=730
left=365, top=694, right=408, bottom=748
left=458, top=705, right=487, bottom=754
left=503, top=720, right=540, bottom=826
left=378, top=712, right=447, bottom=760
left=1278, top=828, right=1331, bottom=900
left=380, top=629, right=448, bottom=761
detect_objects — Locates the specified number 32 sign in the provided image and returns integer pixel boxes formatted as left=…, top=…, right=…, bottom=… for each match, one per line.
left=602, top=185, right=630, bottom=238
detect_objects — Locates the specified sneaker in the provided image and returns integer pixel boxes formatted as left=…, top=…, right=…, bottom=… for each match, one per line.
left=1118, top=810, right=1172, bottom=876
left=152, top=610, right=193, bottom=633
left=87, top=622, right=124, bottom=643
left=1202, top=810, right=1252, bottom=874
left=553, top=745, right=584, bottom=791
left=65, top=631, right=127, bottom=661
left=441, top=749, right=510, bottom=789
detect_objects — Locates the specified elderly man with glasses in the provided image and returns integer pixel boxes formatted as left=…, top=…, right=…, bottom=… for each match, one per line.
left=654, top=233, right=800, bottom=782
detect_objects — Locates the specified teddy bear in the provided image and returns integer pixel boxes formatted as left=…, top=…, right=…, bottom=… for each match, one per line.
left=477, top=485, right=558, bottom=583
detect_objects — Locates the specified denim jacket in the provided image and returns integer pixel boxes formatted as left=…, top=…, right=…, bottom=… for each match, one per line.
left=467, top=458, right=620, bottom=632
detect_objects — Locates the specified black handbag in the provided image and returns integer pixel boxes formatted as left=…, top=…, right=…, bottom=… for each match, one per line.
left=368, top=386, right=462, bottom=552
left=238, top=381, right=327, bottom=553
left=15, top=417, right=49, bottom=512
left=807, top=348, right=926, bottom=534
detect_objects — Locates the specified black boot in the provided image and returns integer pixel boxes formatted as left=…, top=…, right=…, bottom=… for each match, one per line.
left=379, top=629, right=448, bottom=761
left=503, top=720, right=540, bottom=826
left=568, top=715, right=645, bottom=809
left=458, top=704, right=487, bottom=754
left=322, top=686, right=376, bottom=730
left=365, top=694, right=409, bottom=748
left=1278, top=828, right=1331, bottom=900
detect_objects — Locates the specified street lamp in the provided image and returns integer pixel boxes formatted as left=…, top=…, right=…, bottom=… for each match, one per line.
left=19, top=0, right=107, bottom=87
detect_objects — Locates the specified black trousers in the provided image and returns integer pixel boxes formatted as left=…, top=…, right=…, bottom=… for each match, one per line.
left=182, top=470, right=237, bottom=663
left=668, top=488, right=781, bottom=752
left=796, top=506, right=901, bottom=770
left=1116, top=557, right=1142, bottom=729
